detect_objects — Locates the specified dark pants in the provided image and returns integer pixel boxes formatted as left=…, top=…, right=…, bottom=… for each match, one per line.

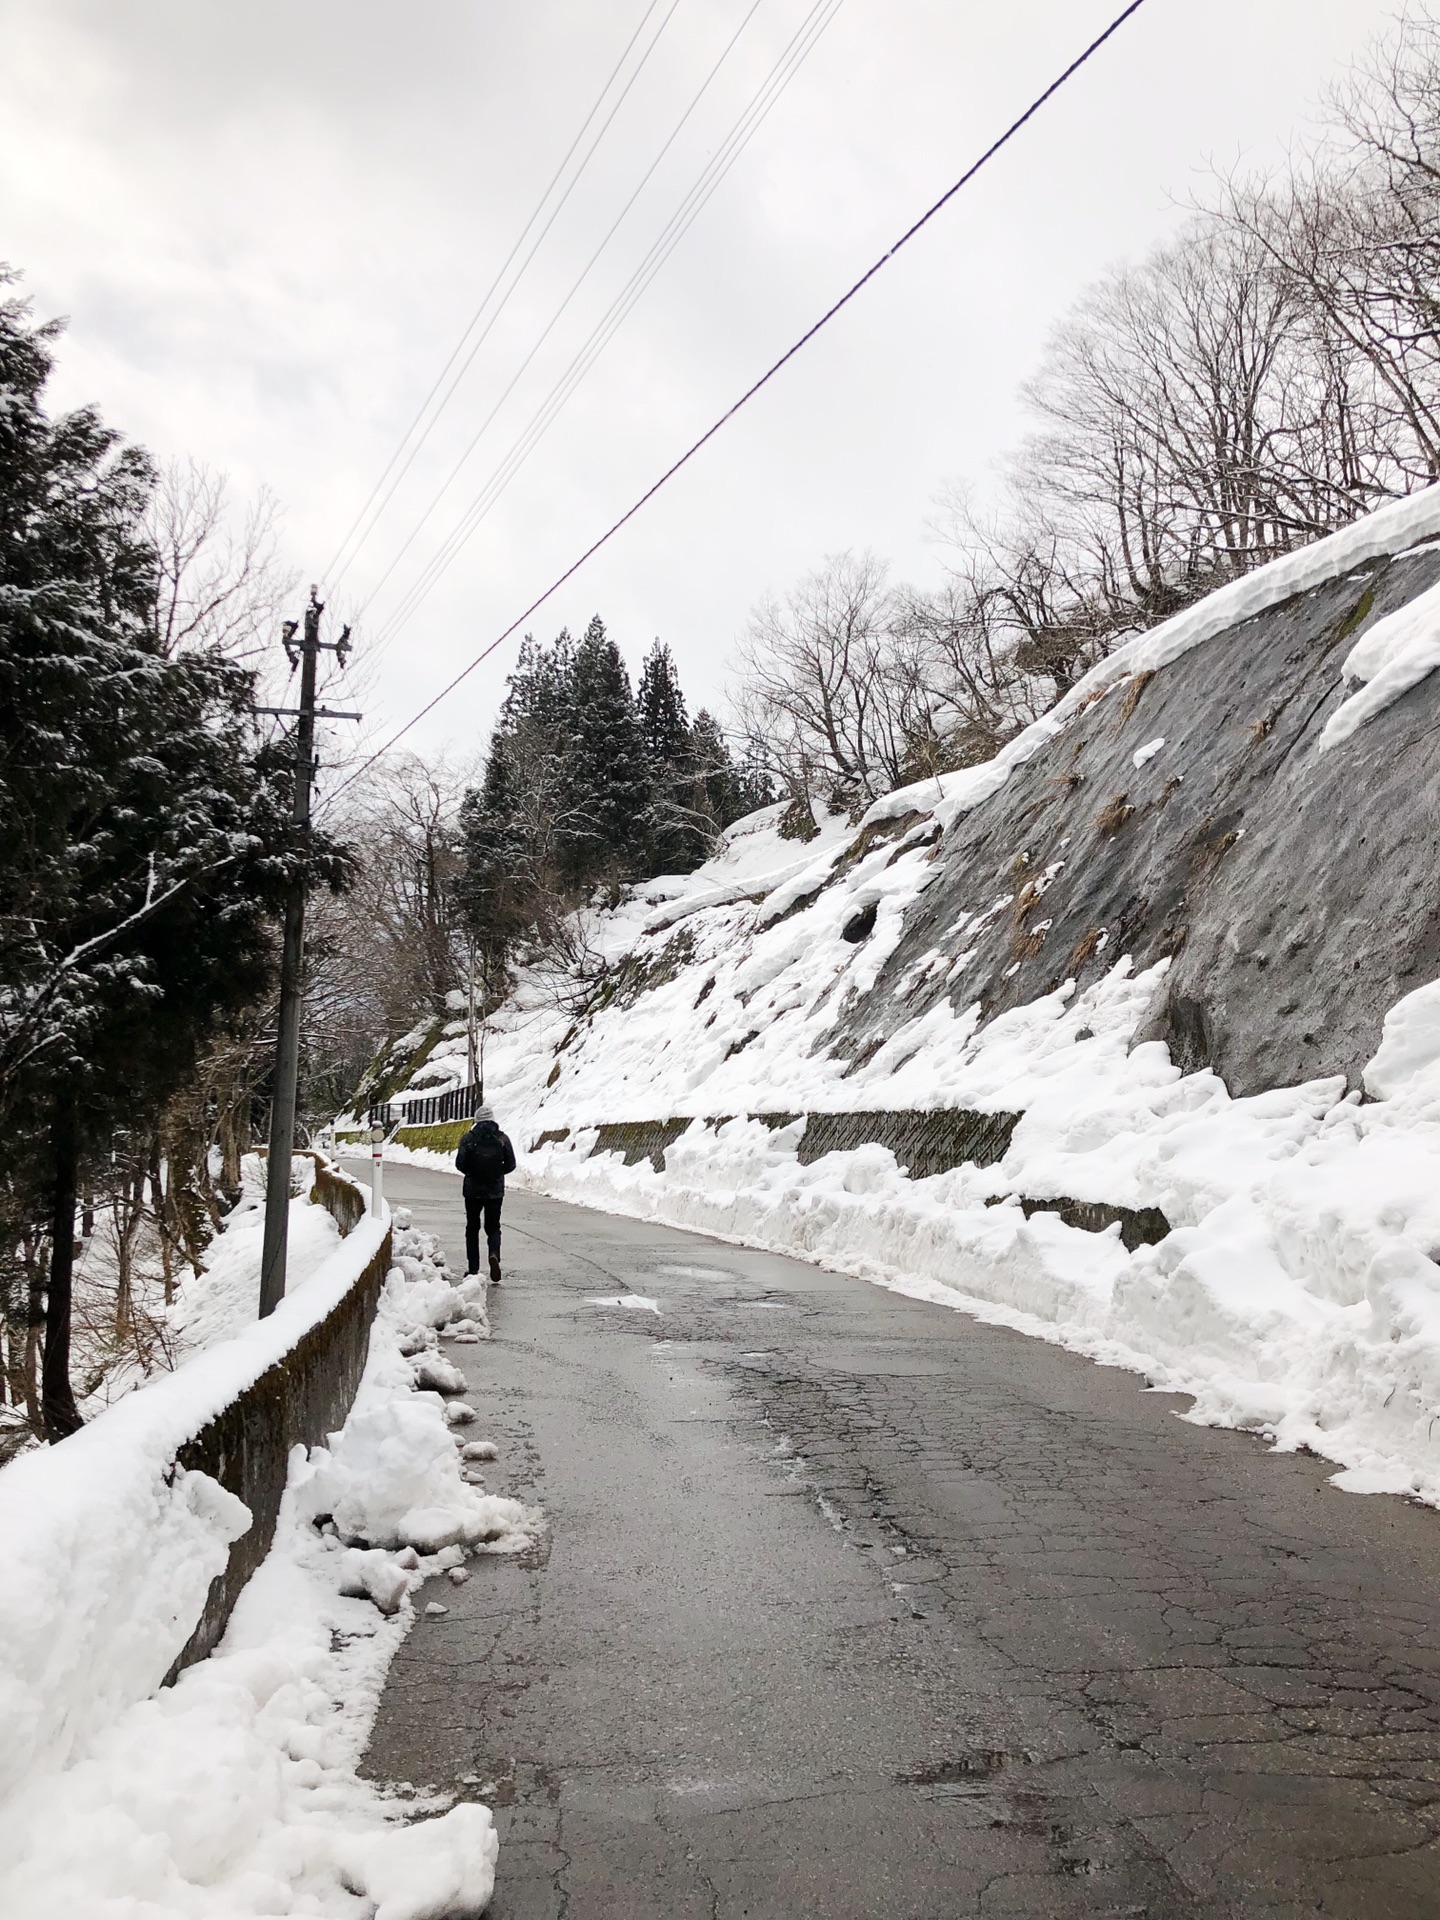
left=464, top=1191, right=503, bottom=1274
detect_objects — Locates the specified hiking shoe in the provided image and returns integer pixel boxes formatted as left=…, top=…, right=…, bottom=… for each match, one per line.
left=488, top=1252, right=502, bottom=1286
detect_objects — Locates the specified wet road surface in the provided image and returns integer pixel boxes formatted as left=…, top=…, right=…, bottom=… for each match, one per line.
left=358, top=1164, right=1440, bottom=1918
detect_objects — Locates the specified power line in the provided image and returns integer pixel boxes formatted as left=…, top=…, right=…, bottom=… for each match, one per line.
left=326, top=0, right=1151, bottom=804
left=321, top=0, right=681, bottom=591
left=366, top=0, right=843, bottom=649
left=353, top=0, right=790, bottom=631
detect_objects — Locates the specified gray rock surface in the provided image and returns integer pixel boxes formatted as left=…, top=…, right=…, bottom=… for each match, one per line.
left=836, top=538, right=1440, bottom=1095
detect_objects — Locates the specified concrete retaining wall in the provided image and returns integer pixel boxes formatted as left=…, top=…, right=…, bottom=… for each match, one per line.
left=168, top=1163, right=389, bottom=1675
left=530, top=1111, right=1171, bottom=1250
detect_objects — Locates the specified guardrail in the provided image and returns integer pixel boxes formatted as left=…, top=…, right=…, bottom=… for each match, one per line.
left=307, top=1152, right=367, bottom=1235
left=0, top=1165, right=391, bottom=1798
left=367, top=1081, right=483, bottom=1130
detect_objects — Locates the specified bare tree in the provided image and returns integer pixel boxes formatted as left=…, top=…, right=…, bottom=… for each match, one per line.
left=145, top=459, right=298, bottom=661
left=1009, top=217, right=1372, bottom=625
left=309, top=755, right=474, bottom=1104
left=735, top=553, right=916, bottom=816
left=1220, top=10, right=1440, bottom=500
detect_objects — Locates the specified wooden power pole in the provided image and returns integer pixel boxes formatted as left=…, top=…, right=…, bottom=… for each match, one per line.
left=259, top=591, right=356, bottom=1318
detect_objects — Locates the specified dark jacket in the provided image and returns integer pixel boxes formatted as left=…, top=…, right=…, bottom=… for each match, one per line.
left=455, top=1119, right=516, bottom=1200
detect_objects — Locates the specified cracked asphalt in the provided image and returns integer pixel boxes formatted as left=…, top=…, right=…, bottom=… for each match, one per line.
left=360, top=1165, right=1440, bottom=1917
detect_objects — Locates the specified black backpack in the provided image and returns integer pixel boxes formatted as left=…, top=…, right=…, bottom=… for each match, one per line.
left=457, top=1123, right=509, bottom=1189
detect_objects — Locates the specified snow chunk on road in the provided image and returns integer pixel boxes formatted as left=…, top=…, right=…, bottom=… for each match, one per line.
left=337, top=1546, right=411, bottom=1615
left=411, top=1352, right=468, bottom=1394
left=340, top=1803, right=498, bottom=1920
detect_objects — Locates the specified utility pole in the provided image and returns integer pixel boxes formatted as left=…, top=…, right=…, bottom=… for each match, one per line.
left=466, top=932, right=479, bottom=1093
left=259, top=590, right=357, bottom=1317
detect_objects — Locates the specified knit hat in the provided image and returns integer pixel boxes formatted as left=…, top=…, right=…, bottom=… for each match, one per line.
left=475, top=1104, right=496, bottom=1124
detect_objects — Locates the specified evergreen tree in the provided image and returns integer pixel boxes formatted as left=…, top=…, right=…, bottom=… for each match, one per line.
left=637, top=639, right=691, bottom=766
left=0, top=274, right=348, bottom=1436
left=457, top=735, right=536, bottom=969
left=689, top=711, right=774, bottom=831
left=639, top=640, right=711, bottom=874
left=557, top=616, right=651, bottom=884
left=459, top=619, right=769, bottom=953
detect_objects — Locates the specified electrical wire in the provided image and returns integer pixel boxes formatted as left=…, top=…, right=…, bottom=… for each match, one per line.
left=365, top=0, right=842, bottom=648
left=352, top=0, right=788, bottom=629
left=320, top=0, right=681, bottom=592
left=325, top=0, right=1151, bottom=804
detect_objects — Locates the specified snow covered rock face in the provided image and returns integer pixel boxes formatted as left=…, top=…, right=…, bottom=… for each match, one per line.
left=834, top=535, right=1440, bottom=1099
left=0, top=1218, right=535, bottom=1917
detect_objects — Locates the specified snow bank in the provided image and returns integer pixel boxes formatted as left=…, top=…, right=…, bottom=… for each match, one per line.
left=164, top=1169, right=345, bottom=1360
left=0, top=1218, right=536, bottom=1919
left=520, top=959, right=1440, bottom=1506
left=0, top=1202, right=391, bottom=1806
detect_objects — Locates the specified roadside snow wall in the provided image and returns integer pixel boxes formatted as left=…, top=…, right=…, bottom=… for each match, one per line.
left=0, top=1164, right=391, bottom=1805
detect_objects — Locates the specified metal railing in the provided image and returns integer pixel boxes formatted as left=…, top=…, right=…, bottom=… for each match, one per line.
left=367, top=1081, right=483, bottom=1130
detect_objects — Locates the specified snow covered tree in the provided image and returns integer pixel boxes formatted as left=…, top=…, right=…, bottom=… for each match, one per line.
left=0, top=273, right=348, bottom=1438
left=637, top=640, right=691, bottom=766
left=458, top=620, right=748, bottom=961
left=638, top=639, right=712, bottom=874
left=690, top=711, right=773, bottom=830
left=555, top=616, right=651, bottom=885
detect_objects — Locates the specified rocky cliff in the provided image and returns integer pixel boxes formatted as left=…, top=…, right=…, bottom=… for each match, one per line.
left=833, top=530, right=1440, bottom=1097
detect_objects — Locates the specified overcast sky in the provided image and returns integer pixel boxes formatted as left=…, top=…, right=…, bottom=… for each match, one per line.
left=0, top=0, right=1405, bottom=776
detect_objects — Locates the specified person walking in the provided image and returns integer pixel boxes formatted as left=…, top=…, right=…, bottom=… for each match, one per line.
left=455, top=1105, right=516, bottom=1284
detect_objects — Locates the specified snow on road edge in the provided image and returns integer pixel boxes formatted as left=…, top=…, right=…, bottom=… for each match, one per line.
left=0, top=1220, right=537, bottom=1919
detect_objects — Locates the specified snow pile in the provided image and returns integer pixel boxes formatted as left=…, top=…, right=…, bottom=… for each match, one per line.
left=1319, top=574, right=1440, bottom=751
left=164, top=1159, right=345, bottom=1359
left=1364, top=979, right=1440, bottom=1100
left=0, top=1216, right=536, bottom=1919
left=0, top=1205, right=390, bottom=1806
left=525, top=958, right=1440, bottom=1503
left=76, top=1160, right=360, bottom=1425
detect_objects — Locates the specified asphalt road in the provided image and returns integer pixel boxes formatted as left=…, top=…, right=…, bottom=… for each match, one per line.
left=359, top=1163, right=1440, bottom=1918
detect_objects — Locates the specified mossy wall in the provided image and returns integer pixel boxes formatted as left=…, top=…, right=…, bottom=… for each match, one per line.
left=395, top=1120, right=469, bottom=1155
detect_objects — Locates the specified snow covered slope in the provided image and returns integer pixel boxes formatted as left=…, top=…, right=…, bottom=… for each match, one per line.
left=382, top=489, right=1440, bottom=1503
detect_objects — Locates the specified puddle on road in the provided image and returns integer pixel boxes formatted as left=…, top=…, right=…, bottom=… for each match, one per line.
left=658, top=1263, right=732, bottom=1280
left=586, top=1294, right=661, bottom=1314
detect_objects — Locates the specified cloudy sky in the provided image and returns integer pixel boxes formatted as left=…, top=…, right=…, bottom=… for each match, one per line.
left=0, top=0, right=1403, bottom=776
